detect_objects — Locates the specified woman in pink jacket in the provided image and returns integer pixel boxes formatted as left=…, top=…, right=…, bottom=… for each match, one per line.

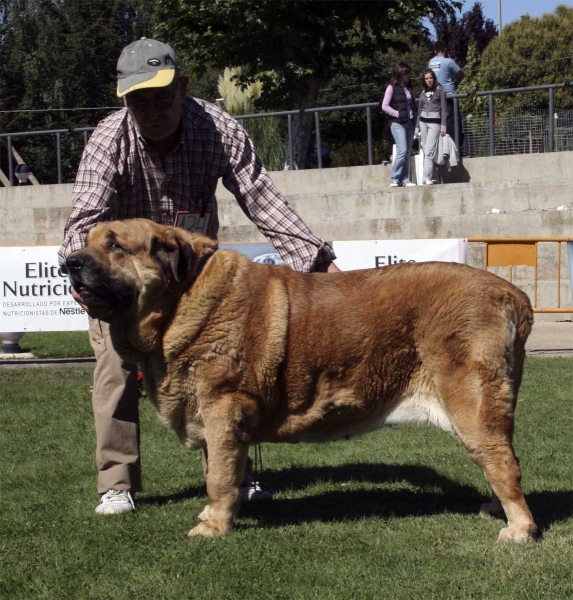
left=381, top=62, right=417, bottom=187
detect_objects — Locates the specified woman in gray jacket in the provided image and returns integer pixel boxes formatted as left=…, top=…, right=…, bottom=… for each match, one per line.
left=415, top=70, right=447, bottom=185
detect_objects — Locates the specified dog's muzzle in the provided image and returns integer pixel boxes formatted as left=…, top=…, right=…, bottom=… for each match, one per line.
left=66, top=252, right=133, bottom=308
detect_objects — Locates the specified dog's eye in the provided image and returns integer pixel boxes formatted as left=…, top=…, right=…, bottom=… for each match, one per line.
left=109, top=241, right=126, bottom=252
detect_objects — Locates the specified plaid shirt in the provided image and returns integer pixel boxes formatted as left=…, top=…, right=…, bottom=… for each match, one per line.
left=59, top=96, right=335, bottom=272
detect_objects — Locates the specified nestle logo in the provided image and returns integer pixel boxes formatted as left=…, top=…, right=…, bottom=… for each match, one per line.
left=59, top=307, right=85, bottom=315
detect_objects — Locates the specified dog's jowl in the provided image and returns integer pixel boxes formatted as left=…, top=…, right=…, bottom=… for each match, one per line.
left=67, top=218, right=540, bottom=542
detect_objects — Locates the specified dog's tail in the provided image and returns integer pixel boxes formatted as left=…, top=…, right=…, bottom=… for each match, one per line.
left=507, top=286, right=534, bottom=398
left=512, top=287, right=534, bottom=348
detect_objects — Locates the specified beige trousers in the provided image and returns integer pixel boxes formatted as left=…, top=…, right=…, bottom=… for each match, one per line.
left=89, top=318, right=141, bottom=494
left=88, top=319, right=252, bottom=494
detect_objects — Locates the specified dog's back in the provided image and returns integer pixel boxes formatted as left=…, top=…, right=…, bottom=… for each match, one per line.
left=248, top=261, right=531, bottom=442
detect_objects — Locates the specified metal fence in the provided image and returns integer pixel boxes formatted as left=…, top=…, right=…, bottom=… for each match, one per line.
left=2, top=81, right=573, bottom=184
left=462, top=109, right=573, bottom=158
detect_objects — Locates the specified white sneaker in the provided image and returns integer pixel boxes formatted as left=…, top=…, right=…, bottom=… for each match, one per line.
left=239, top=481, right=273, bottom=503
left=95, top=490, right=135, bottom=515
left=390, top=182, right=399, bottom=187
left=423, top=179, right=435, bottom=185
left=402, top=181, right=417, bottom=187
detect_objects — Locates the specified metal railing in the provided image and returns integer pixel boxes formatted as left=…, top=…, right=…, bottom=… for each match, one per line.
left=0, top=127, right=95, bottom=185
left=2, top=81, right=573, bottom=184
left=469, top=237, right=573, bottom=313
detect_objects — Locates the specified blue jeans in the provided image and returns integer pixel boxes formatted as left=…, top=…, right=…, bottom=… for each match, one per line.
left=390, top=121, right=415, bottom=184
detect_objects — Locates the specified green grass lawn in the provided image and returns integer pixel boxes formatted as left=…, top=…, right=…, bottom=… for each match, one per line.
left=1, top=358, right=572, bottom=599
left=19, top=331, right=93, bottom=359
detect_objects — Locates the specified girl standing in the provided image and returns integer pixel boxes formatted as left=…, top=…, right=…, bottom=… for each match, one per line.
left=381, top=62, right=417, bottom=187
left=414, top=69, right=447, bottom=185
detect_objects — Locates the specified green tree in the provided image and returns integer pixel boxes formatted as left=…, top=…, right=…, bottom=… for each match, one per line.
left=430, top=1, right=497, bottom=67
left=217, top=67, right=286, bottom=171
left=318, top=30, right=432, bottom=167
left=0, top=0, right=156, bottom=183
left=457, top=40, right=488, bottom=114
left=157, top=0, right=461, bottom=168
left=476, top=4, right=573, bottom=110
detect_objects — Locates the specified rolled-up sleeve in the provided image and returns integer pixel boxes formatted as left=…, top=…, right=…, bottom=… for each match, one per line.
left=58, top=142, right=120, bottom=266
left=221, top=123, right=336, bottom=272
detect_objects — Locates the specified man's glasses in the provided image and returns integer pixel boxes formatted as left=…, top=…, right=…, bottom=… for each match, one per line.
left=125, top=78, right=181, bottom=113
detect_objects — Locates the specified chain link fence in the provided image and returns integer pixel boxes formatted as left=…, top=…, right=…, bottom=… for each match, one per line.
left=461, top=109, right=573, bottom=158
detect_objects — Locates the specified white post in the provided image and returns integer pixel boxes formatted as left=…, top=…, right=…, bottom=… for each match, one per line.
left=0, top=332, right=25, bottom=354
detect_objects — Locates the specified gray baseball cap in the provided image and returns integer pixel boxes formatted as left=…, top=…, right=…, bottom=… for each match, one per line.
left=117, top=38, right=180, bottom=97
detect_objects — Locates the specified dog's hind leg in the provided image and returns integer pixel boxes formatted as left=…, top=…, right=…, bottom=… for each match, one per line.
left=188, top=397, right=254, bottom=537
left=441, top=364, right=539, bottom=543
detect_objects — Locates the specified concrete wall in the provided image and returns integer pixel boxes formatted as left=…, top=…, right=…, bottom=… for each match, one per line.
left=4, top=151, right=573, bottom=246
left=2, top=151, right=573, bottom=316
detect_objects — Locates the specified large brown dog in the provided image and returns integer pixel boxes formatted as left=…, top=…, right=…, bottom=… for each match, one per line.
left=66, top=219, right=539, bottom=542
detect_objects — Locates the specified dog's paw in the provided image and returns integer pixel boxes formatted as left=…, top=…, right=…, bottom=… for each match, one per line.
left=497, top=524, right=541, bottom=543
left=198, top=505, right=211, bottom=521
left=188, top=520, right=229, bottom=538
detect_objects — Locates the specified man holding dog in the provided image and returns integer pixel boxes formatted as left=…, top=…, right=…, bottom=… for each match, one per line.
left=59, top=38, right=339, bottom=515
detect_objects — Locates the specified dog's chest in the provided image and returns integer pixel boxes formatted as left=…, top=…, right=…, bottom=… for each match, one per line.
left=145, top=364, right=205, bottom=449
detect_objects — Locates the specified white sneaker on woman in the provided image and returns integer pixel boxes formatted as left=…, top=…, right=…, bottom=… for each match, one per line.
left=423, top=179, right=435, bottom=185
left=402, top=181, right=417, bottom=187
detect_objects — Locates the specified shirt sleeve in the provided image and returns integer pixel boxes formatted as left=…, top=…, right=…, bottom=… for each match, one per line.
left=221, top=123, right=336, bottom=273
left=450, top=60, right=461, bottom=76
left=381, top=85, right=399, bottom=118
left=58, top=139, right=121, bottom=266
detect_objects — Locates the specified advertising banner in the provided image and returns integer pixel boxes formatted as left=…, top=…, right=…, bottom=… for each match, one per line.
left=1, top=238, right=467, bottom=332
left=331, top=238, right=467, bottom=271
left=1, top=246, right=87, bottom=333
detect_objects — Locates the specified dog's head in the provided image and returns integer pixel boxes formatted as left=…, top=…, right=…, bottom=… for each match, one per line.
left=65, top=219, right=217, bottom=318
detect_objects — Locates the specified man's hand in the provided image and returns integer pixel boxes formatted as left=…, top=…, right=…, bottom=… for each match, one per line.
left=71, top=286, right=113, bottom=320
left=315, top=261, right=342, bottom=273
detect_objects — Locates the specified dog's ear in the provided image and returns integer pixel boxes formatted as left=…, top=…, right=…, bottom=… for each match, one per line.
left=150, top=230, right=195, bottom=284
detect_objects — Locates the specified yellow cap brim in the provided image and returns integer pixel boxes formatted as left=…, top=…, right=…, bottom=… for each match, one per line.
left=117, top=69, right=176, bottom=98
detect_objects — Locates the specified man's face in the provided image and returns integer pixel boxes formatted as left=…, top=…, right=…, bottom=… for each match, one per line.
left=124, top=75, right=188, bottom=141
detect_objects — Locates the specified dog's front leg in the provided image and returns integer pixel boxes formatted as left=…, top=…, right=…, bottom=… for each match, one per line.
left=188, top=398, right=254, bottom=537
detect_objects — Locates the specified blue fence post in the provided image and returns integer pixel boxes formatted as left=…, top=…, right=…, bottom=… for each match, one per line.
left=366, top=106, right=373, bottom=166
left=7, top=135, right=14, bottom=186
left=488, top=94, right=495, bottom=156
left=56, top=132, right=62, bottom=184
left=314, top=112, right=322, bottom=169
left=287, top=114, right=294, bottom=170
left=548, top=88, right=555, bottom=152
left=453, top=97, right=460, bottom=150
